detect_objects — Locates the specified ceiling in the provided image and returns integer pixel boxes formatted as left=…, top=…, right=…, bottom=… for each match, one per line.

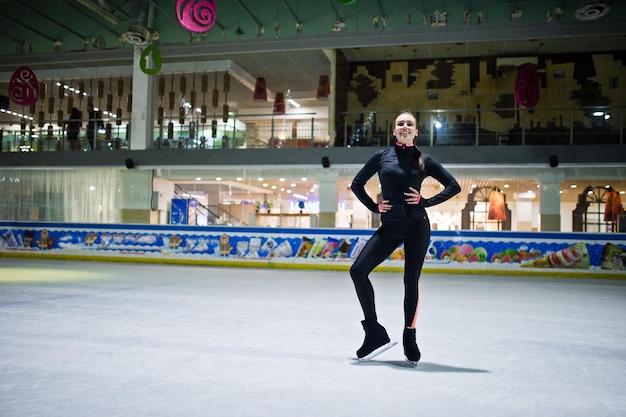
left=1, top=0, right=625, bottom=117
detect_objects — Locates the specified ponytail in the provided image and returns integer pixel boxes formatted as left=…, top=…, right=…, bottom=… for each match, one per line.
left=412, top=138, right=425, bottom=177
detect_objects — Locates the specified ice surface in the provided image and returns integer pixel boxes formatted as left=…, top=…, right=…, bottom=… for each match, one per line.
left=1, top=258, right=625, bottom=417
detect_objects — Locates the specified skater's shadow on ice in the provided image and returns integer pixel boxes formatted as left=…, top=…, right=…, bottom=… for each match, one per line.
left=352, top=360, right=489, bottom=373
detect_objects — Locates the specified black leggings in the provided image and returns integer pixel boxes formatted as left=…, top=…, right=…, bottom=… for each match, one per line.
left=350, top=216, right=430, bottom=328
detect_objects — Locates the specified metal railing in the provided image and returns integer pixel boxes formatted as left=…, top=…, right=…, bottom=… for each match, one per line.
left=340, top=106, right=624, bottom=147
left=2, top=106, right=624, bottom=152
left=173, top=184, right=246, bottom=226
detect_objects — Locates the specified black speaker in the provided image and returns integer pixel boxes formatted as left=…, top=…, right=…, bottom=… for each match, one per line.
left=125, top=158, right=135, bottom=169
left=549, top=155, right=558, bottom=168
left=321, top=156, right=330, bottom=168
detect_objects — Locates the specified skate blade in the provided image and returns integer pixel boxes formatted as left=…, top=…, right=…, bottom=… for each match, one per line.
left=405, top=358, right=419, bottom=367
left=358, top=341, right=397, bottom=361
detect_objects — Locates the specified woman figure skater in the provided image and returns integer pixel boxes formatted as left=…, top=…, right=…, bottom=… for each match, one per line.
left=350, top=111, right=461, bottom=363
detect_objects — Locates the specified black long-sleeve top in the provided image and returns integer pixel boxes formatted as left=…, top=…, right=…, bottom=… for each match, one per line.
left=351, top=143, right=461, bottom=222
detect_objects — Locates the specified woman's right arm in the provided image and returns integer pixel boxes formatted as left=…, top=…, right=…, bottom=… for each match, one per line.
left=350, top=151, right=382, bottom=213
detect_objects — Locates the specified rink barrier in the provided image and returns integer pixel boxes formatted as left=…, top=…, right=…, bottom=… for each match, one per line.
left=1, top=221, right=625, bottom=279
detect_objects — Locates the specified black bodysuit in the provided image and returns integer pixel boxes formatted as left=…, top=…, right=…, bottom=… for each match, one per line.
left=350, top=143, right=461, bottom=327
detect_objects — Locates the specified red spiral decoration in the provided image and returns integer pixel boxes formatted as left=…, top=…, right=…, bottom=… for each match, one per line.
left=514, top=63, right=540, bottom=109
left=8, top=66, right=39, bottom=106
left=176, top=0, right=216, bottom=33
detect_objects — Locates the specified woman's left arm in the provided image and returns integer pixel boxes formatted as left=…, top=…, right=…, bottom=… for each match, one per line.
left=422, top=156, right=461, bottom=207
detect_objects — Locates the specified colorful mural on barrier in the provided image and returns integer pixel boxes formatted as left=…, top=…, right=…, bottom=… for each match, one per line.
left=1, top=222, right=625, bottom=276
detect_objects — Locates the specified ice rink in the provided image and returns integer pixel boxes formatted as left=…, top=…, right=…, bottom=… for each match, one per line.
left=1, top=257, right=625, bottom=417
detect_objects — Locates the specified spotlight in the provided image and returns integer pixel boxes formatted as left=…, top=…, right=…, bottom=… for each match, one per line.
left=125, top=158, right=135, bottom=169
left=549, top=155, right=558, bottom=168
left=321, top=156, right=330, bottom=168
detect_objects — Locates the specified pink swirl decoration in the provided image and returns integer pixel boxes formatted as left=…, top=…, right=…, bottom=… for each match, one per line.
left=514, top=63, right=540, bottom=109
left=176, top=0, right=216, bottom=33
left=9, top=66, right=39, bottom=106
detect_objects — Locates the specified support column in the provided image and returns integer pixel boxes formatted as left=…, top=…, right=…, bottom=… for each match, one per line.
left=538, top=170, right=565, bottom=231
left=119, top=169, right=153, bottom=223
left=130, top=45, right=155, bottom=150
left=318, top=170, right=339, bottom=228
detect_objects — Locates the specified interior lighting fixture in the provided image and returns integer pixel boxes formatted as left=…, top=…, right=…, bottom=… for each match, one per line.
left=287, top=98, right=301, bottom=108
left=285, top=89, right=300, bottom=108
left=332, top=20, right=346, bottom=31
left=0, top=109, right=33, bottom=120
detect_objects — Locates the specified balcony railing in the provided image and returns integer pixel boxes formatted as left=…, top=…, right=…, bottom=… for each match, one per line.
left=1, top=106, right=623, bottom=152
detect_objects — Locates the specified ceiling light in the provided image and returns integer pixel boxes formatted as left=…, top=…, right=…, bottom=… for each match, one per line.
left=301, top=177, right=307, bottom=182
left=570, top=184, right=577, bottom=188
left=258, top=177, right=264, bottom=181
left=293, top=193, right=308, bottom=200
left=216, top=177, right=222, bottom=181
left=263, top=183, right=268, bottom=187
left=236, top=177, right=243, bottom=181
left=332, top=20, right=346, bottom=31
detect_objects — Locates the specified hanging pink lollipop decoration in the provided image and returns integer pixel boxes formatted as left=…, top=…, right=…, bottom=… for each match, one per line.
left=514, top=63, right=540, bottom=109
left=176, top=0, right=217, bottom=33
left=8, top=66, right=40, bottom=106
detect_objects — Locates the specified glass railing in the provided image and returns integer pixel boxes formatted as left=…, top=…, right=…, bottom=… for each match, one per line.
left=1, top=106, right=623, bottom=152
left=339, top=106, right=624, bottom=147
